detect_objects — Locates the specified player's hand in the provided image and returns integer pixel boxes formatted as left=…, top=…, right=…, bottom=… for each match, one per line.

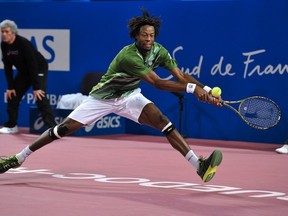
left=6, top=89, right=16, bottom=100
left=194, top=86, right=210, bottom=102
left=33, top=89, right=46, bottom=101
left=194, top=86, right=222, bottom=107
left=210, top=86, right=223, bottom=107
left=209, top=96, right=223, bottom=107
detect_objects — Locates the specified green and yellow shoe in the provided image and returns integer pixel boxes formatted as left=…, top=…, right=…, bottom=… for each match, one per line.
left=197, top=150, right=223, bottom=183
left=0, top=155, right=22, bottom=174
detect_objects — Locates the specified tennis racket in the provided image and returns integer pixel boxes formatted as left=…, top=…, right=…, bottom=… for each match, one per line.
left=221, top=96, right=281, bottom=130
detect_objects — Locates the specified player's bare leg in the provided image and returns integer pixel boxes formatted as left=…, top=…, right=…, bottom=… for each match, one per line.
left=28, top=118, right=84, bottom=152
left=0, top=118, right=84, bottom=174
left=138, top=103, right=223, bottom=182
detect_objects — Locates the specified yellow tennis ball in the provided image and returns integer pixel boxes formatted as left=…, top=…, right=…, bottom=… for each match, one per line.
left=211, top=87, right=222, bottom=97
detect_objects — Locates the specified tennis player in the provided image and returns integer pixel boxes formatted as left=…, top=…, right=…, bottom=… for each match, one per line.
left=0, top=9, right=223, bottom=183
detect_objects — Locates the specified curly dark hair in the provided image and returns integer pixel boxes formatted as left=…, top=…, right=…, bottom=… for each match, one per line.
left=128, top=8, right=161, bottom=39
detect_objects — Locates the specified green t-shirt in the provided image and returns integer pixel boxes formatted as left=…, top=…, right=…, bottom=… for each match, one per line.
left=90, top=42, right=177, bottom=99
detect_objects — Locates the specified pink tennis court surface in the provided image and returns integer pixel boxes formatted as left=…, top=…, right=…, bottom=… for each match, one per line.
left=0, top=129, right=287, bottom=216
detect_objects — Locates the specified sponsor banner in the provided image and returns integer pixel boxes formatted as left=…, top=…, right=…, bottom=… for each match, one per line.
left=29, top=108, right=125, bottom=136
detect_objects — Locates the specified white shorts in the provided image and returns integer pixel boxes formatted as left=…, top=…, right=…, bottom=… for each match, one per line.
left=68, top=88, right=152, bottom=125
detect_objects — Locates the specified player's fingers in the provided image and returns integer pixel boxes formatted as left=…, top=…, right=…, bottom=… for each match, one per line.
left=207, top=96, right=215, bottom=104
left=198, top=94, right=207, bottom=102
left=208, top=96, right=222, bottom=106
left=216, top=100, right=223, bottom=107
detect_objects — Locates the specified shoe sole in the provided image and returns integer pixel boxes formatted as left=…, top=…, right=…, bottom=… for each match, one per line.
left=202, top=150, right=223, bottom=183
left=275, top=150, right=288, bottom=154
left=0, top=156, right=22, bottom=174
left=0, top=164, right=21, bottom=174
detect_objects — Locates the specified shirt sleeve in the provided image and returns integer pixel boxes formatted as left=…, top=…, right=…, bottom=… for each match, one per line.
left=159, top=47, right=178, bottom=71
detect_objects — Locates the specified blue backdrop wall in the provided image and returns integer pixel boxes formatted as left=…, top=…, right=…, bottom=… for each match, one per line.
left=0, top=0, right=287, bottom=144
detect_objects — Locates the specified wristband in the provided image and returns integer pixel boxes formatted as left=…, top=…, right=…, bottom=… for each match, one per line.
left=186, top=83, right=196, bottom=94
left=203, top=85, right=212, bottom=93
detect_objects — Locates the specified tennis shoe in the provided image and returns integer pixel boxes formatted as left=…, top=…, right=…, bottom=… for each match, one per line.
left=0, top=126, right=19, bottom=134
left=197, top=150, right=223, bottom=183
left=275, top=144, right=288, bottom=154
left=0, top=155, right=22, bottom=174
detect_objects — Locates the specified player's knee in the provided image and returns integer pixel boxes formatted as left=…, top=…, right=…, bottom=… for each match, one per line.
left=48, top=124, right=69, bottom=140
left=161, top=122, right=176, bottom=136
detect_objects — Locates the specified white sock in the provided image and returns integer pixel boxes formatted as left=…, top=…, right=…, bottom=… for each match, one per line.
left=16, top=146, right=33, bottom=163
left=185, top=150, right=199, bottom=170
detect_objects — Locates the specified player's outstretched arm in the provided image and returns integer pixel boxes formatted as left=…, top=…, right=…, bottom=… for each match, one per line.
left=141, top=69, right=221, bottom=106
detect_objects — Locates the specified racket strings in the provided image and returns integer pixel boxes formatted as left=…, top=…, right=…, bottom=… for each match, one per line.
left=239, top=98, right=280, bottom=129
